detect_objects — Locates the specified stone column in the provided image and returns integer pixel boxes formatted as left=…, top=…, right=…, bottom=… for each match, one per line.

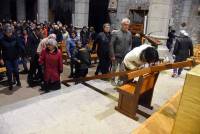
left=146, top=0, right=173, bottom=59
left=73, top=0, right=89, bottom=28
left=37, top=0, right=49, bottom=23
left=147, top=0, right=172, bottom=40
left=16, top=0, right=26, bottom=21
left=115, top=0, right=130, bottom=29
left=180, top=0, right=192, bottom=27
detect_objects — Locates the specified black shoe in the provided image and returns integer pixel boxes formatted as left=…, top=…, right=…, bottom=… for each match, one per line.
left=95, top=72, right=98, bottom=75
left=9, top=85, right=13, bottom=90
left=20, top=70, right=28, bottom=74
left=16, top=82, right=21, bottom=87
left=68, top=74, right=73, bottom=78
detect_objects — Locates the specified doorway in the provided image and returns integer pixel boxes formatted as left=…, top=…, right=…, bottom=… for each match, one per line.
left=129, top=10, right=148, bottom=34
left=89, top=0, right=110, bottom=33
left=10, top=0, right=17, bottom=20
left=26, top=0, right=37, bottom=21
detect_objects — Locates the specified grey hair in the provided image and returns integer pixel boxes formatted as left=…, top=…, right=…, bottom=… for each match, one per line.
left=121, top=18, right=130, bottom=24
left=48, top=34, right=57, bottom=40
left=47, top=39, right=57, bottom=47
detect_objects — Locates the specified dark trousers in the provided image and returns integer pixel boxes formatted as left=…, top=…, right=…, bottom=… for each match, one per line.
left=75, top=68, right=88, bottom=78
left=5, top=60, right=20, bottom=86
left=95, top=57, right=111, bottom=75
left=173, top=58, right=185, bottom=75
left=29, top=54, right=42, bottom=80
left=69, top=58, right=75, bottom=76
left=21, top=56, right=28, bottom=71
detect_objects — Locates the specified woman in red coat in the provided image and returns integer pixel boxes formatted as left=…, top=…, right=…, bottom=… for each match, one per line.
left=39, top=39, right=63, bottom=92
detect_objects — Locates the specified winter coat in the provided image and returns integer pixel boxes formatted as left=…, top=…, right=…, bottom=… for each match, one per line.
left=132, top=36, right=141, bottom=48
left=27, top=32, right=40, bottom=57
left=80, top=31, right=89, bottom=47
left=39, top=48, right=63, bottom=83
left=173, top=36, right=193, bottom=61
left=0, top=35, right=23, bottom=61
left=92, top=32, right=111, bottom=58
left=73, top=48, right=91, bottom=70
left=66, top=37, right=78, bottom=58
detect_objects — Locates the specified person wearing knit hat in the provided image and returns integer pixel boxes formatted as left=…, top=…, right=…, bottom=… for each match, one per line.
left=39, top=38, right=63, bottom=93
left=180, top=30, right=189, bottom=37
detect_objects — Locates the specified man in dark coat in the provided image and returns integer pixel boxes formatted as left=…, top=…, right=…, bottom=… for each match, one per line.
left=80, top=26, right=89, bottom=47
left=166, top=29, right=176, bottom=51
left=0, top=25, right=23, bottom=90
left=132, top=33, right=142, bottom=49
left=172, top=30, right=193, bottom=77
left=27, top=27, right=43, bottom=86
left=92, top=23, right=111, bottom=75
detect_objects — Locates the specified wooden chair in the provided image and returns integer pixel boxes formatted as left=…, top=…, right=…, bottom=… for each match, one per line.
left=59, top=42, right=69, bottom=63
left=90, top=53, right=98, bottom=64
left=0, top=67, right=6, bottom=73
left=115, top=72, right=159, bottom=120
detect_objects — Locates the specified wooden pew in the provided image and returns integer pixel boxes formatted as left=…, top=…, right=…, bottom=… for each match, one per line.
left=115, top=60, right=194, bottom=120
left=115, top=72, right=159, bottom=120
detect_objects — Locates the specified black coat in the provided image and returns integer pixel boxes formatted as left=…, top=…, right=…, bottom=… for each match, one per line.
left=0, top=35, right=23, bottom=61
left=132, top=36, right=141, bottom=48
left=92, top=32, right=111, bottom=58
left=80, top=31, right=89, bottom=46
left=73, top=48, right=91, bottom=70
left=173, top=36, right=193, bottom=61
left=27, top=32, right=40, bottom=57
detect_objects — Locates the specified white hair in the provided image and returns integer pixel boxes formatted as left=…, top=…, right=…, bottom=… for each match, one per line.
left=121, top=18, right=130, bottom=24
left=48, top=34, right=57, bottom=40
left=47, top=39, right=57, bottom=47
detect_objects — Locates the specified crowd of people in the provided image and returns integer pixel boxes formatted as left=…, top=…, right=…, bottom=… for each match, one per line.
left=0, top=19, right=97, bottom=92
left=0, top=18, right=193, bottom=93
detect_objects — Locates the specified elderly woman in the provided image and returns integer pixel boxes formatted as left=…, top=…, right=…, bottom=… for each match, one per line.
left=37, top=34, right=57, bottom=54
left=39, top=39, right=63, bottom=92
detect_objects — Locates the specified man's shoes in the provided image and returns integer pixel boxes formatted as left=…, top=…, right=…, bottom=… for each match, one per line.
left=20, top=70, right=28, bottom=74
left=172, top=73, right=179, bottom=78
left=68, top=74, right=73, bottom=78
left=95, top=72, right=98, bottom=75
left=111, top=80, right=117, bottom=86
left=9, top=85, right=13, bottom=91
left=16, top=82, right=21, bottom=87
left=117, top=81, right=124, bottom=86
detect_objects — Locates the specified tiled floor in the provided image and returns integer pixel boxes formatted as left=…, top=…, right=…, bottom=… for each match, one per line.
left=0, top=68, right=186, bottom=134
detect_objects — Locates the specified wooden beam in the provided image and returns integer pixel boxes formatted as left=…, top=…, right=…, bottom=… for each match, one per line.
left=62, top=60, right=194, bottom=84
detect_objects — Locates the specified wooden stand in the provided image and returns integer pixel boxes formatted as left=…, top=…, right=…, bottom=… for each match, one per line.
left=115, top=72, right=159, bottom=120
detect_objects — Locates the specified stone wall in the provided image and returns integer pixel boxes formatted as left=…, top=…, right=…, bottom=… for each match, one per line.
left=110, top=0, right=149, bottom=29
left=171, top=0, right=200, bottom=44
left=73, top=0, right=89, bottom=28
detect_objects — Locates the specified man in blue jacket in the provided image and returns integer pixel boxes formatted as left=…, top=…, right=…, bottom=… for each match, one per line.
left=66, top=30, right=79, bottom=78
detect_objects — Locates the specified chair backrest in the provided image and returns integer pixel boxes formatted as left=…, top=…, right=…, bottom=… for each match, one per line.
left=138, top=72, right=159, bottom=95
